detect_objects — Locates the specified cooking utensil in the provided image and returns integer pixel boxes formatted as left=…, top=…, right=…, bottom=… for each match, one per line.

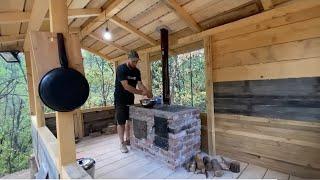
left=38, top=33, right=89, bottom=112
left=140, top=98, right=156, bottom=108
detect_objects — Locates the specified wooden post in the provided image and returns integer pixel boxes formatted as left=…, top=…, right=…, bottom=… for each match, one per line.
left=140, top=53, right=152, bottom=90
left=68, top=32, right=85, bottom=139
left=49, top=0, right=68, bottom=34
left=134, top=53, right=152, bottom=103
left=204, top=36, right=216, bottom=155
left=73, top=110, right=84, bottom=138
left=49, top=0, right=76, bottom=172
left=24, top=51, right=36, bottom=115
left=30, top=49, right=45, bottom=127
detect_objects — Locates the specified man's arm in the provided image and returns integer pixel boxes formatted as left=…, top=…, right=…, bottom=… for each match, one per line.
left=137, top=81, right=153, bottom=98
left=121, top=80, right=147, bottom=96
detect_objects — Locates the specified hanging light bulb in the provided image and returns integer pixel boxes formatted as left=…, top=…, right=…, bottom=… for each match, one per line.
left=103, top=27, right=112, bottom=40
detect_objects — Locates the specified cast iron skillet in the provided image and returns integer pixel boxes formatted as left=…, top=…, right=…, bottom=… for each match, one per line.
left=38, top=33, right=89, bottom=112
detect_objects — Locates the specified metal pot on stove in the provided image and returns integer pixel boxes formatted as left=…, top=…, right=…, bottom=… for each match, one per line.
left=140, top=98, right=156, bottom=108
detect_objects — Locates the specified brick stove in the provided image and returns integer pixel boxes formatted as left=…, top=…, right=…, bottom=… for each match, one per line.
left=129, top=104, right=201, bottom=169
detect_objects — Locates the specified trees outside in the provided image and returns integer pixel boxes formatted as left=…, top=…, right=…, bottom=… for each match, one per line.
left=0, top=54, right=32, bottom=176
left=82, top=50, right=115, bottom=108
left=151, top=49, right=205, bottom=111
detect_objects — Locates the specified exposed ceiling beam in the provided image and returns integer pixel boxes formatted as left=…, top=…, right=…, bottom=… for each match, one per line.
left=0, top=27, right=79, bottom=44
left=23, top=0, right=49, bottom=51
left=0, top=46, right=23, bottom=52
left=89, top=33, right=129, bottom=53
left=0, top=8, right=102, bottom=24
left=67, top=8, right=101, bottom=18
left=80, top=0, right=133, bottom=40
left=261, top=0, right=274, bottom=10
left=81, top=46, right=113, bottom=61
left=69, top=27, right=81, bottom=34
left=0, top=34, right=25, bottom=43
left=109, top=16, right=158, bottom=45
left=162, top=0, right=201, bottom=32
left=0, top=12, right=30, bottom=24
left=48, top=8, right=101, bottom=19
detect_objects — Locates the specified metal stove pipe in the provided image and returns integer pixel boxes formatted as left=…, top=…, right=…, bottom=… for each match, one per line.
left=160, top=28, right=170, bottom=105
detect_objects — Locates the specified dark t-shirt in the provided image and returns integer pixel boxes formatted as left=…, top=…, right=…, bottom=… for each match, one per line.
left=114, top=63, right=141, bottom=106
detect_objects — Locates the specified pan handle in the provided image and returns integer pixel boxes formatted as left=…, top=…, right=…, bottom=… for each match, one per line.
left=57, top=33, right=69, bottom=68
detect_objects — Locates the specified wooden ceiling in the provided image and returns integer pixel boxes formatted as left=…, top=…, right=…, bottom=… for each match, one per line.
left=0, top=0, right=290, bottom=61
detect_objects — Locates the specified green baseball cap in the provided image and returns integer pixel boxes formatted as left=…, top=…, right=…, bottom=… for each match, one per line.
left=127, top=50, right=140, bottom=61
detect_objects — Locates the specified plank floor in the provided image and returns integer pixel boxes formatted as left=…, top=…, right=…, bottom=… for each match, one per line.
left=76, top=134, right=300, bottom=179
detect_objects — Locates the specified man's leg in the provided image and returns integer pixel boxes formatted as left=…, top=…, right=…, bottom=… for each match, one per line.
left=125, top=120, right=131, bottom=143
left=115, top=106, right=128, bottom=153
left=117, top=124, right=125, bottom=143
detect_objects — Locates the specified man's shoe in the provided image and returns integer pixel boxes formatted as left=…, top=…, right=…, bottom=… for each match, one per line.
left=120, top=143, right=128, bottom=153
left=124, top=140, right=130, bottom=146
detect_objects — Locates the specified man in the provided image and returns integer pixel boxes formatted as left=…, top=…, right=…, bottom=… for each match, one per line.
left=114, top=50, right=153, bottom=153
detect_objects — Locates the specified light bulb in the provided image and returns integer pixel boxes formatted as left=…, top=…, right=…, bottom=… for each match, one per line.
left=103, top=28, right=112, bottom=40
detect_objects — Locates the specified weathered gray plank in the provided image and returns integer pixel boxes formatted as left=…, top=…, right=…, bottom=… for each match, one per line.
left=214, top=77, right=320, bottom=122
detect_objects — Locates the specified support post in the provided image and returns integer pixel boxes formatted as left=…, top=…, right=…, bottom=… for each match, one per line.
left=135, top=53, right=152, bottom=103
left=30, top=49, right=45, bottom=127
left=24, top=51, right=36, bottom=115
left=204, top=36, right=216, bottom=155
left=68, top=32, right=85, bottom=139
left=49, top=0, right=76, bottom=172
left=140, top=53, right=152, bottom=90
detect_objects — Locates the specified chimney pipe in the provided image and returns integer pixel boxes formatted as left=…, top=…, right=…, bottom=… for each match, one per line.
left=160, top=28, right=170, bottom=105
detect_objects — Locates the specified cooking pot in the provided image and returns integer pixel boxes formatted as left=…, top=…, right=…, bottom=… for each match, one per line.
left=38, top=33, right=89, bottom=112
left=140, top=98, right=156, bottom=108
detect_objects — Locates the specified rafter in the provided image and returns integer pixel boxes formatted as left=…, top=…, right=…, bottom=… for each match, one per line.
left=81, top=46, right=113, bottom=61
left=23, top=0, right=49, bottom=51
left=89, top=33, right=129, bottom=53
left=261, top=0, right=274, bottom=10
left=162, top=0, right=201, bottom=32
left=80, top=0, right=133, bottom=40
left=0, top=8, right=102, bottom=24
left=0, top=34, right=25, bottom=43
left=67, top=8, right=101, bottom=18
left=0, top=12, right=30, bottom=24
left=109, top=16, right=158, bottom=45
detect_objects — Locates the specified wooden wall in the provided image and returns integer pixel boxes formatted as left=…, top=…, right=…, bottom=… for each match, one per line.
left=82, top=108, right=115, bottom=136
left=44, top=107, right=115, bottom=137
left=209, top=4, right=320, bottom=178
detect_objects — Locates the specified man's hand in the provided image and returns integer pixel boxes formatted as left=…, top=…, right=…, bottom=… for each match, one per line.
left=141, top=89, right=148, bottom=96
left=141, top=89, right=153, bottom=98
left=146, top=90, right=153, bottom=98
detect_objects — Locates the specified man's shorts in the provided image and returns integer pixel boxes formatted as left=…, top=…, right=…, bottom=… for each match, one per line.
left=115, top=105, right=131, bottom=125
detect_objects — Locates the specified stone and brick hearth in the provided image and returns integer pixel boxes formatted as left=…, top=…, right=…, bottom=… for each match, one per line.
left=129, top=105, right=201, bottom=169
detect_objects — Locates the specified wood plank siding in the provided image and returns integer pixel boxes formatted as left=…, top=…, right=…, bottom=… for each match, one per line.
left=204, top=4, right=320, bottom=178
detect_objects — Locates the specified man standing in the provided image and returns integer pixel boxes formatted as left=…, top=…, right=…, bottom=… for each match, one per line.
left=114, top=50, right=152, bottom=153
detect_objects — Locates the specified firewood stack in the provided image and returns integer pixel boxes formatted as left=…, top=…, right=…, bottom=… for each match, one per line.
left=183, top=153, right=241, bottom=178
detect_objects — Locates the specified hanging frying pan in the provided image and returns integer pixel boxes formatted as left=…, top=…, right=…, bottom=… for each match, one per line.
left=38, top=33, right=89, bottom=112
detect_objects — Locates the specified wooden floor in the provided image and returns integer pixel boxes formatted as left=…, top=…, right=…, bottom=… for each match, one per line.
left=76, top=134, right=304, bottom=179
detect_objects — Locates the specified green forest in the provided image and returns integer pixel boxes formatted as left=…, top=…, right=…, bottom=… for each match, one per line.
left=0, top=49, right=205, bottom=176
left=152, top=49, right=206, bottom=111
